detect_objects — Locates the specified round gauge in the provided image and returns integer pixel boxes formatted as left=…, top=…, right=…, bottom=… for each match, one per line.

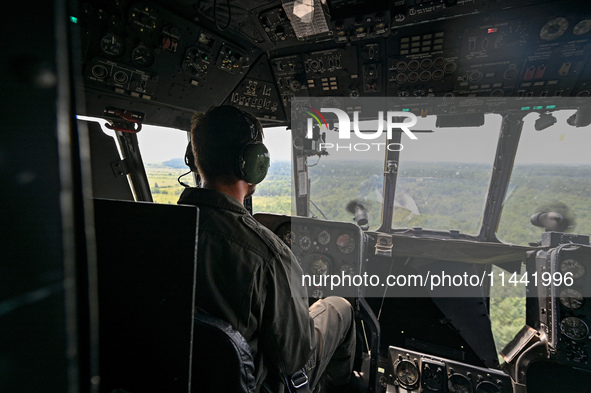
left=476, top=381, right=502, bottom=393
left=560, top=288, right=584, bottom=309
left=560, top=258, right=586, bottom=279
left=394, top=359, right=419, bottom=389
left=448, top=374, right=472, bottom=393
left=493, top=24, right=528, bottom=50
left=100, top=33, right=125, bottom=57
left=131, top=45, right=155, bottom=68
left=540, top=17, right=569, bottom=41
left=317, top=230, right=331, bottom=245
left=282, top=231, right=295, bottom=247
left=423, top=366, right=443, bottom=391
left=560, top=317, right=589, bottom=340
left=574, top=19, right=591, bottom=35
left=336, top=234, right=355, bottom=254
left=340, top=264, right=354, bottom=275
left=298, top=235, right=312, bottom=251
left=308, top=257, right=328, bottom=276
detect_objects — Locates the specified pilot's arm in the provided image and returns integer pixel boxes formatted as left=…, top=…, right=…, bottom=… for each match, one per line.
left=260, top=247, right=317, bottom=376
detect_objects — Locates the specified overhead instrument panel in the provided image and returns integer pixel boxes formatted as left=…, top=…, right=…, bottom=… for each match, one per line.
left=388, top=347, right=512, bottom=393
left=79, top=0, right=591, bottom=126
left=457, top=11, right=591, bottom=98
left=224, top=54, right=286, bottom=121
left=78, top=0, right=260, bottom=127
left=389, top=0, right=554, bottom=30
left=387, top=25, right=459, bottom=98
left=326, top=0, right=391, bottom=44
left=253, top=214, right=364, bottom=300
left=259, top=6, right=297, bottom=44
left=303, top=47, right=360, bottom=96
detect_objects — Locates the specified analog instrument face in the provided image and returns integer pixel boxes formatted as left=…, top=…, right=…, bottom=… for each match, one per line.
left=395, top=359, right=419, bottom=388
left=560, top=258, right=586, bottom=279
left=476, top=381, right=502, bottom=393
left=559, top=288, right=584, bottom=309
left=560, top=317, right=589, bottom=340
left=317, top=230, right=331, bottom=245
left=131, top=45, right=155, bottom=68
left=336, top=233, right=355, bottom=254
left=540, top=17, right=569, bottom=41
left=574, top=19, right=591, bottom=35
left=340, top=264, right=354, bottom=275
left=309, top=257, right=328, bottom=275
left=448, top=374, right=472, bottom=393
left=298, top=235, right=312, bottom=251
left=100, top=33, right=125, bottom=57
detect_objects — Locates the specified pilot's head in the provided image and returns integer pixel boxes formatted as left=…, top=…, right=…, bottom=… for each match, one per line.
left=190, top=105, right=269, bottom=197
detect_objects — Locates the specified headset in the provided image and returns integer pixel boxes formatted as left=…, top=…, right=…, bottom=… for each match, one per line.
left=183, top=107, right=270, bottom=186
left=235, top=110, right=270, bottom=185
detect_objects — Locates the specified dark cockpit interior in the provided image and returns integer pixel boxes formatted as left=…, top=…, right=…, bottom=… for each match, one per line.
left=3, top=0, right=591, bottom=392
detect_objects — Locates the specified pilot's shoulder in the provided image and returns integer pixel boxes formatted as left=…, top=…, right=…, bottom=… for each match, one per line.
left=240, top=214, right=290, bottom=258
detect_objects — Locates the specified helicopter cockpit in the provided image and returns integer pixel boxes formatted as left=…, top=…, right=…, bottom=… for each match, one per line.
left=3, top=0, right=591, bottom=392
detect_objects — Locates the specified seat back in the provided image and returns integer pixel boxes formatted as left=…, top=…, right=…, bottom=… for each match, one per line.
left=94, top=198, right=198, bottom=393
left=193, top=313, right=256, bottom=393
left=94, top=198, right=258, bottom=393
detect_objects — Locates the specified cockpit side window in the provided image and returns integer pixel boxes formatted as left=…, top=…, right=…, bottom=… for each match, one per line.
left=497, top=111, right=591, bottom=245
left=136, top=125, right=196, bottom=204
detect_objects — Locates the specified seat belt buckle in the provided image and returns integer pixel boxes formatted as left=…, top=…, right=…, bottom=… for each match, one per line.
left=290, top=368, right=309, bottom=389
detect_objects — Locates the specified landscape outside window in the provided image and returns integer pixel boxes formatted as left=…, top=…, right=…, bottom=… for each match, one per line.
left=496, top=110, right=591, bottom=245
left=306, top=124, right=387, bottom=231
left=137, top=125, right=196, bottom=204
left=138, top=126, right=292, bottom=208
left=392, top=114, right=501, bottom=234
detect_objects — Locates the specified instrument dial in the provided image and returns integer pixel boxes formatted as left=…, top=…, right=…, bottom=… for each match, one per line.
left=131, top=45, right=155, bottom=68
left=100, top=33, right=125, bottom=57
left=476, top=381, right=502, bottom=393
left=561, top=317, right=589, bottom=340
left=574, top=19, right=591, bottom=35
left=560, top=288, right=584, bottom=309
left=448, top=374, right=472, bottom=393
left=309, top=257, right=329, bottom=276
left=336, top=233, right=355, bottom=254
left=340, top=264, right=354, bottom=275
left=298, top=235, right=312, bottom=251
left=540, top=17, right=569, bottom=41
left=394, top=359, right=419, bottom=389
left=560, top=258, right=585, bottom=279
left=317, top=230, right=331, bottom=245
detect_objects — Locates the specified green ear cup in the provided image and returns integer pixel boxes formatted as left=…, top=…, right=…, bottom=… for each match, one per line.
left=239, top=142, right=270, bottom=185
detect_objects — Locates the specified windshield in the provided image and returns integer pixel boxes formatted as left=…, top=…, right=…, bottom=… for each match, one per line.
left=307, top=124, right=387, bottom=230
left=497, top=110, right=591, bottom=245
left=392, top=115, right=501, bottom=234
left=305, top=115, right=500, bottom=233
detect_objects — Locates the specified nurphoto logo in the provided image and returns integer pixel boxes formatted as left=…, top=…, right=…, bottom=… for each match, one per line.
left=304, top=106, right=419, bottom=152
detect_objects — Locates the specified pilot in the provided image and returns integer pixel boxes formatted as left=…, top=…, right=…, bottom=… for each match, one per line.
left=177, top=105, right=356, bottom=392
